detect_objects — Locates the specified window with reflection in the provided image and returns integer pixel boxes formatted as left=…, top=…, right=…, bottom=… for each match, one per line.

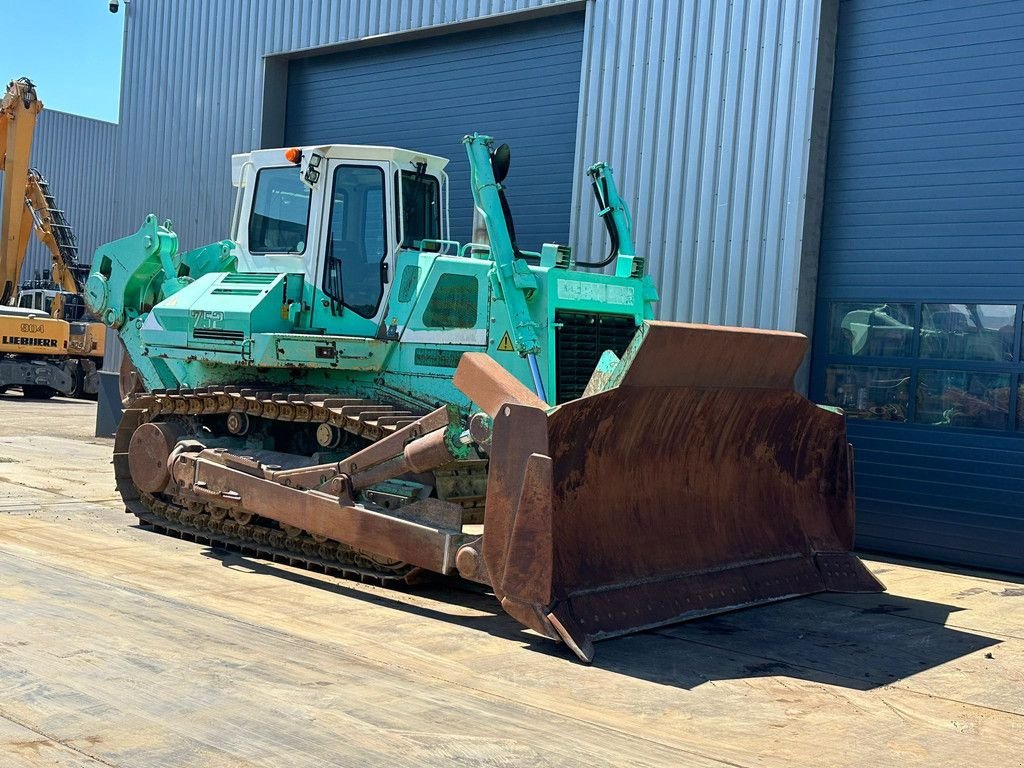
left=823, top=365, right=910, bottom=421
left=397, top=170, right=440, bottom=248
left=249, top=167, right=311, bottom=253
left=323, top=165, right=387, bottom=318
left=828, top=302, right=915, bottom=357
left=920, top=304, right=1016, bottom=362
left=915, top=370, right=1011, bottom=430
left=820, top=298, right=1023, bottom=432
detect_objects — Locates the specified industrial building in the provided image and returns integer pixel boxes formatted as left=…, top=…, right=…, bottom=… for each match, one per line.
left=24, top=0, right=1023, bottom=573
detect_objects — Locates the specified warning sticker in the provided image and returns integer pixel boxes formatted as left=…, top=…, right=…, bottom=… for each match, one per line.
left=497, top=331, right=515, bottom=352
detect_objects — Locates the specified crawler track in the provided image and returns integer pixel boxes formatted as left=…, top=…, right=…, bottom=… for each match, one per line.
left=115, top=387, right=486, bottom=582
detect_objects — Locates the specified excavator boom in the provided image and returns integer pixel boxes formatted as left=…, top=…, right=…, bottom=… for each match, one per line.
left=0, top=77, right=42, bottom=304
left=0, top=77, right=105, bottom=397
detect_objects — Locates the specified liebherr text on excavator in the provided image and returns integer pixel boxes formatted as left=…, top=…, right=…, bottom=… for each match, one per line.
left=86, top=133, right=882, bottom=661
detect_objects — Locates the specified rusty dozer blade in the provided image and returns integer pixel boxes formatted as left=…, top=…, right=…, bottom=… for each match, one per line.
left=455, top=321, right=883, bottom=662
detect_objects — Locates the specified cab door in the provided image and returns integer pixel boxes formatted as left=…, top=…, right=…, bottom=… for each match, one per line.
left=310, top=160, right=394, bottom=337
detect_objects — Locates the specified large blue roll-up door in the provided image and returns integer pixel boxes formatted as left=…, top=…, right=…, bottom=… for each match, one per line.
left=811, top=1, right=1024, bottom=572
left=284, top=13, right=585, bottom=251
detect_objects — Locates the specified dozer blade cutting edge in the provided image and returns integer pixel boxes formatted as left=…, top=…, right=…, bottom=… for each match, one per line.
left=454, top=321, right=883, bottom=661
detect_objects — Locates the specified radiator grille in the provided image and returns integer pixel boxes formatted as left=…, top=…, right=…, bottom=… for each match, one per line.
left=554, top=311, right=638, bottom=403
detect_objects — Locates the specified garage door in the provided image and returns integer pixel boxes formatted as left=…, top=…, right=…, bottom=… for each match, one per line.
left=811, top=1, right=1024, bottom=572
left=284, top=12, right=585, bottom=251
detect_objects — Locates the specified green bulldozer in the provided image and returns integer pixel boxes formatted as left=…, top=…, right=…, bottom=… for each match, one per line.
left=85, top=133, right=882, bottom=661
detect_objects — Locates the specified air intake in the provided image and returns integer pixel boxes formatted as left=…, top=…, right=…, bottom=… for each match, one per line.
left=193, top=328, right=244, bottom=342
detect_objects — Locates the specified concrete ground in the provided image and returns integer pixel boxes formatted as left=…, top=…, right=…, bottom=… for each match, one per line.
left=0, top=394, right=1021, bottom=767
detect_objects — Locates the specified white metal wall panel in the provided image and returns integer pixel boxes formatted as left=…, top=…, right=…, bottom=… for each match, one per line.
left=34, top=0, right=825, bottom=370
left=571, top=0, right=823, bottom=331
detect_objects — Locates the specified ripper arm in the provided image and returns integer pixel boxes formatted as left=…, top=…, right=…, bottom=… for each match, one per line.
left=85, top=214, right=236, bottom=329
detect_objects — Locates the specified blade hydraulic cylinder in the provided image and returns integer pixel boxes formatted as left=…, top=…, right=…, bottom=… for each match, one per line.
left=463, top=134, right=546, bottom=397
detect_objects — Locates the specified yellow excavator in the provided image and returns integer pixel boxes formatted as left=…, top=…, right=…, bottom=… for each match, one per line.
left=0, top=77, right=105, bottom=398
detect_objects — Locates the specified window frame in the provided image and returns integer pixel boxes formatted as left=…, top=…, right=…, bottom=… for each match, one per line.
left=815, top=299, right=1024, bottom=435
left=247, top=166, right=313, bottom=255
left=395, top=169, right=441, bottom=249
left=322, top=163, right=389, bottom=320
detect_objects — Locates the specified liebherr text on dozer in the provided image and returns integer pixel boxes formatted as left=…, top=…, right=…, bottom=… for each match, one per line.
left=85, top=133, right=882, bottom=662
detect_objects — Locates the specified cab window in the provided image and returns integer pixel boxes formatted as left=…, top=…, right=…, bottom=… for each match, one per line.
left=397, top=170, right=440, bottom=248
left=323, top=165, right=387, bottom=318
left=248, top=166, right=311, bottom=254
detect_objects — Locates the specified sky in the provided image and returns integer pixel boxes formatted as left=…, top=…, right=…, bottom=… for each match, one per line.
left=0, top=0, right=125, bottom=123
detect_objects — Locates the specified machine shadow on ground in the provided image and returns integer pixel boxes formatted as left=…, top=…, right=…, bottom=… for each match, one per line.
left=588, top=592, right=1000, bottom=691
left=201, top=546, right=1000, bottom=691
left=0, top=393, right=96, bottom=405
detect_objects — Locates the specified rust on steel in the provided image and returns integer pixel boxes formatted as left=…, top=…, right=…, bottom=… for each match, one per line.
left=453, top=353, right=549, bottom=416
left=115, top=390, right=481, bottom=584
left=164, top=447, right=469, bottom=573
left=269, top=406, right=455, bottom=490
left=616, top=321, right=808, bottom=389
left=127, top=421, right=183, bottom=493
left=456, top=321, right=883, bottom=661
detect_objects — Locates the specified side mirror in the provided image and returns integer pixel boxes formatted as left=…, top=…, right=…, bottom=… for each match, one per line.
left=490, top=143, right=511, bottom=183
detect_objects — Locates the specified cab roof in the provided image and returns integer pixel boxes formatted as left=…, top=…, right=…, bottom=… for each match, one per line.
left=232, top=145, right=450, bottom=185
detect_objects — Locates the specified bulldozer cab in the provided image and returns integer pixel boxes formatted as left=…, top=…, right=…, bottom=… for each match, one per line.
left=230, top=146, right=449, bottom=338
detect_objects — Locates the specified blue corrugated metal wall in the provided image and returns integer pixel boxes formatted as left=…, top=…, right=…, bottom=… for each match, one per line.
left=284, top=13, right=585, bottom=250
left=812, top=0, right=1024, bottom=572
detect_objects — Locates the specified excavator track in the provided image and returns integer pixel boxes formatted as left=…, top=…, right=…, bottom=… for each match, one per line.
left=114, top=386, right=487, bottom=583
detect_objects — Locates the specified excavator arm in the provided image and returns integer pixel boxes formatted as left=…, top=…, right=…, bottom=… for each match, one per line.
left=0, top=78, right=87, bottom=313
left=0, top=78, right=43, bottom=304
left=26, top=168, right=86, bottom=297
